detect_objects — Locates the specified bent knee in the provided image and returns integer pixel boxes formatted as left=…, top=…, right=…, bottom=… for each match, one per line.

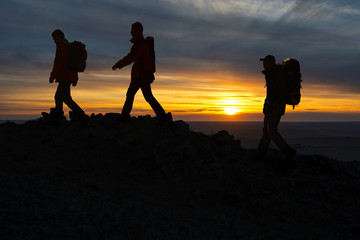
left=55, top=93, right=62, bottom=101
left=267, top=127, right=279, bottom=137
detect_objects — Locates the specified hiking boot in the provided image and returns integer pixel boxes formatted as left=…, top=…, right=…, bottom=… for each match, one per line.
left=156, top=112, right=173, bottom=125
left=70, top=110, right=89, bottom=128
left=45, top=110, right=64, bottom=126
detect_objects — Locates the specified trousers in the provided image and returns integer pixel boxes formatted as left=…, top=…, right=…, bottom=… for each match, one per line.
left=121, top=81, right=166, bottom=118
left=54, top=81, right=84, bottom=116
left=258, top=108, right=294, bottom=155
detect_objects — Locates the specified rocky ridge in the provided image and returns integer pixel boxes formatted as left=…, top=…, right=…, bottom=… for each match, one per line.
left=0, top=113, right=359, bottom=239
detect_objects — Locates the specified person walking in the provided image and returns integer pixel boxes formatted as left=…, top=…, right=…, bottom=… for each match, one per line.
left=48, top=29, right=88, bottom=126
left=112, top=22, right=170, bottom=124
left=251, top=55, right=296, bottom=166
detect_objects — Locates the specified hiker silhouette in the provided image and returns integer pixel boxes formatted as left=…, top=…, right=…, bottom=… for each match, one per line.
left=48, top=29, right=89, bottom=126
left=112, top=22, right=171, bottom=124
left=250, top=55, right=296, bottom=165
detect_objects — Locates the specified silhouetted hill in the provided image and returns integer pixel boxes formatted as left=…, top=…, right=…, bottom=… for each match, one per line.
left=1, top=114, right=359, bottom=239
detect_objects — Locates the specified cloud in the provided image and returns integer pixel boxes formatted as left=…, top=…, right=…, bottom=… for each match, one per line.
left=283, top=0, right=360, bottom=22
left=1, top=0, right=360, bottom=120
left=164, top=0, right=297, bottom=20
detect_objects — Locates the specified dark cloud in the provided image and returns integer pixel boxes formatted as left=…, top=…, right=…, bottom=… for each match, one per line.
left=1, top=0, right=359, bottom=94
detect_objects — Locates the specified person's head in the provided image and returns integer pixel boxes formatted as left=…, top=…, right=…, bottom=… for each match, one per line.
left=52, top=29, right=65, bottom=44
left=260, top=55, right=276, bottom=70
left=131, top=22, right=143, bottom=39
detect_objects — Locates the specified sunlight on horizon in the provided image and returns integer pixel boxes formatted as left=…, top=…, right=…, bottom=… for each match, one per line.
left=219, top=99, right=242, bottom=115
left=224, top=107, right=240, bottom=115
left=1, top=71, right=360, bottom=121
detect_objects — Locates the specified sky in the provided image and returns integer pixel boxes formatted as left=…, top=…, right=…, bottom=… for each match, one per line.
left=1, top=0, right=360, bottom=121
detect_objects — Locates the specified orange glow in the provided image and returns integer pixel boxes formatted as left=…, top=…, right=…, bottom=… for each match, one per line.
left=218, top=99, right=242, bottom=115
left=1, top=70, right=360, bottom=121
left=224, top=107, right=239, bottom=115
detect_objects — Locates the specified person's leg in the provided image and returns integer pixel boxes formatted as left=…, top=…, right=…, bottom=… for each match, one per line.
left=50, top=82, right=67, bottom=123
left=267, top=109, right=295, bottom=157
left=121, top=81, right=140, bottom=117
left=61, top=82, right=84, bottom=115
left=141, top=83, right=166, bottom=119
left=54, top=82, right=65, bottom=114
left=58, top=81, right=89, bottom=126
left=257, top=114, right=272, bottom=157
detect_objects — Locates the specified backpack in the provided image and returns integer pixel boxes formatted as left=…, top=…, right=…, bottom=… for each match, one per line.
left=143, top=36, right=156, bottom=83
left=68, top=41, right=87, bottom=72
left=146, top=36, right=156, bottom=73
left=282, top=58, right=302, bottom=109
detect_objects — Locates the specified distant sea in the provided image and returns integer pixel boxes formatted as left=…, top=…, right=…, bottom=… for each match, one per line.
left=1, top=120, right=359, bottom=162
left=188, top=121, right=360, bottom=162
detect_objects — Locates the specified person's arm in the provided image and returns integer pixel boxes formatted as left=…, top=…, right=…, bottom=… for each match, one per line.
left=50, top=43, right=67, bottom=82
left=112, top=45, right=137, bottom=70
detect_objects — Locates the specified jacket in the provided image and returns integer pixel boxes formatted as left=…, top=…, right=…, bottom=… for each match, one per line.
left=50, top=39, right=78, bottom=83
left=262, top=64, right=287, bottom=115
left=115, top=36, right=154, bottom=83
left=262, top=64, right=287, bottom=103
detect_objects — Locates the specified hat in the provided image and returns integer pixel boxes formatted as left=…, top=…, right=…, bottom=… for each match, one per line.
left=260, top=55, right=276, bottom=62
left=132, top=22, right=143, bottom=32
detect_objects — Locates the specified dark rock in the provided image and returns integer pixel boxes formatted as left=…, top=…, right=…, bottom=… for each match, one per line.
left=104, top=112, right=122, bottom=120
left=171, top=120, right=190, bottom=134
left=0, top=113, right=359, bottom=239
left=41, top=111, right=51, bottom=119
left=38, top=108, right=66, bottom=123
left=213, top=130, right=234, bottom=143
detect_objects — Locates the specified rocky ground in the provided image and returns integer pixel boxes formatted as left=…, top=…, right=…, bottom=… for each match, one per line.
left=0, top=113, right=359, bottom=240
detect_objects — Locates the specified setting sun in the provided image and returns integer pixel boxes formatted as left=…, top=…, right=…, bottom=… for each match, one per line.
left=220, top=99, right=242, bottom=115
left=224, top=107, right=239, bottom=115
